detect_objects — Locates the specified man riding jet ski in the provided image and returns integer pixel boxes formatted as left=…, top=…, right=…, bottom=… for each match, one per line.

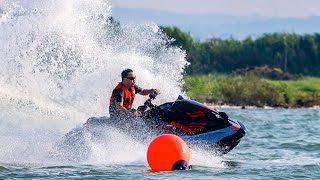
left=56, top=91, right=245, bottom=161
left=92, top=92, right=245, bottom=152
left=55, top=69, right=245, bottom=161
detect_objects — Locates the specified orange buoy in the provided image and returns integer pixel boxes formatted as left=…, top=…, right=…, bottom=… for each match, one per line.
left=147, top=134, right=190, bottom=171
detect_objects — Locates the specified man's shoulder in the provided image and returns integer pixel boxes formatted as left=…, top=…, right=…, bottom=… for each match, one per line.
left=134, top=84, right=142, bottom=93
left=113, top=88, right=124, bottom=95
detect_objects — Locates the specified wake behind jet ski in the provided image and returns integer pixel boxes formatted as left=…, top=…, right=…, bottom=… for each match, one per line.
left=55, top=92, right=245, bottom=161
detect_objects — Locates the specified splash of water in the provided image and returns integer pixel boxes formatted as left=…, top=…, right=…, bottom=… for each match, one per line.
left=0, top=0, right=188, bottom=165
left=0, top=0, right=223, bottom=168
left=1, top=0, right=187, bottom=117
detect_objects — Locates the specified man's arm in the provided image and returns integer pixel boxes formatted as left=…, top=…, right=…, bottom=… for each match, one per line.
left=139, top=89, right=153, bottom=96
left=112, top=102, right=140, bottom=117
left=114, top=101, right=128, bottom=112
left=135, top=85, right=160, bottom=96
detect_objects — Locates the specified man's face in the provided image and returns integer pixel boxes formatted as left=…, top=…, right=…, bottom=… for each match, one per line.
left=123, top=72, right=136, bottom=87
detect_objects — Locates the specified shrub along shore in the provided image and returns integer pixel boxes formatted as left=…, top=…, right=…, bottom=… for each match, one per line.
left=184, top=74, right=320, bottom=108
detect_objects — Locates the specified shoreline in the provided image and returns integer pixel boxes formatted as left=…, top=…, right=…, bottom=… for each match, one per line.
left=204, top=103, right=320, bottom=110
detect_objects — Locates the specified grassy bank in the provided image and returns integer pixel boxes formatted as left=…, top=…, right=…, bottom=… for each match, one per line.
left=184, top=74, right=320, bottom=107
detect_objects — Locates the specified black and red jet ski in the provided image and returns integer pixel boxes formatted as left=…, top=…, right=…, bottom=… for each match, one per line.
left=56, top=93, right=245, bottom=161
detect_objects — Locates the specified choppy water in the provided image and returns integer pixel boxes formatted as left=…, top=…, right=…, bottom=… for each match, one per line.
left=1, top=108, right=319, bottom=179
left=1, top=0, right=319, bottom=179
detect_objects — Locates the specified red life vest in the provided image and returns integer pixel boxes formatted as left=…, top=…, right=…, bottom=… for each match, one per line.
left=110, top=83, right=136, bottom=109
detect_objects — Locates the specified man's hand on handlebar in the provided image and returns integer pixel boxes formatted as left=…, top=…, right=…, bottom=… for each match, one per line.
left=152, top=88, right=160, bottom=94
left=131, top=109, right=142, bottom=117
left=149, top=88, right=160, bottom=99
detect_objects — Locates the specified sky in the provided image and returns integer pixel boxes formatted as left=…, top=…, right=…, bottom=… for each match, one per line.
left=109, top=0, right=320, bottom=18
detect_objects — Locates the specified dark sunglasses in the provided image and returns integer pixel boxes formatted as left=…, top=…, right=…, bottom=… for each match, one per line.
left=125, top=76, right=136, bottom=80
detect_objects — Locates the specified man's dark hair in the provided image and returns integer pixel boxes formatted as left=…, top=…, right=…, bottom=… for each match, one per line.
left=121, top=69, right=133, bottom=81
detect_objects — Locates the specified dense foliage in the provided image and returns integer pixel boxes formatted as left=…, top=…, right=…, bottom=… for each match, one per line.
left=184, top=74, right=320, bottom=107
left=161, top=26, right=320, bottom=76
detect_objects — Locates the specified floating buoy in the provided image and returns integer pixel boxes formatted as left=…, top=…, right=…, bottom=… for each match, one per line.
left=147, top=134, right=190, bottom=171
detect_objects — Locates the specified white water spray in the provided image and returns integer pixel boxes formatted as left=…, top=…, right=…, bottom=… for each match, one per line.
left=0, top=0, right=187, bottom=165
left=0, top=0, right=224, bottom=168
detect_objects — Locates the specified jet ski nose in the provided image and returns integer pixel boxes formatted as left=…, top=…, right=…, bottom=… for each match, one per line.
left=238, top=121, right=246, bottom=131
left=235, top=120, right=246, bottom=139
left=237, top=128, right=246, bottom=139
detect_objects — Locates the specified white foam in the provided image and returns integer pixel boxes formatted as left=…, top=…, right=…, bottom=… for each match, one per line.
left=0, top=0, right=188, bottom=166
left=190, top=148, right=225, bottom=169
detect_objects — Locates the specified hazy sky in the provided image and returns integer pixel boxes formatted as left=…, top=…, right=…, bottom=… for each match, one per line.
left=109, top=0, right=320, bottom=17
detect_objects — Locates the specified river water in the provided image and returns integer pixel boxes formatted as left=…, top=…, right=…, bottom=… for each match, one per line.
left=1, top=0, right=319, bottom=179
left=1, top=108, right=319, bottom=179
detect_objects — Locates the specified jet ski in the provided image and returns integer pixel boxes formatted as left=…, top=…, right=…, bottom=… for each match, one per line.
left=55, top=92, right=245, bottom=161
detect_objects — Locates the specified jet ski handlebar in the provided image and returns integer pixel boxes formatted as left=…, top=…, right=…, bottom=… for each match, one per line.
left=149, top=89, right=158, bottom=99
left=137, top=92, right=158, bottom=112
